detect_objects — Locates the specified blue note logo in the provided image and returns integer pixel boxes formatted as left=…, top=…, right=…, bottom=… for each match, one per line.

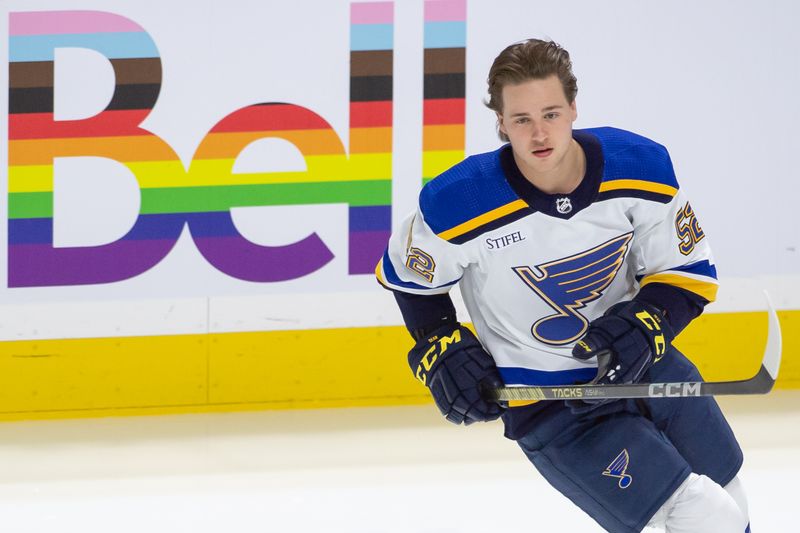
left=603, top=449, right=633, bottom=489
left=512, top=233, right=633, bottom=345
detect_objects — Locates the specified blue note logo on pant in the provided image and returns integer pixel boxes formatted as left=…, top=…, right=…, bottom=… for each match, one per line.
left=603, top=449, right=633, bottom=489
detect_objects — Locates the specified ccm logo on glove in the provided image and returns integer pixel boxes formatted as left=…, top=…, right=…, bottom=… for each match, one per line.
left=634, top=309, right=667, bottom=361
left=414, top=328, right=462, bottom=385
left=572, top=300, right=675, bottom=386
left=407, top=324, right=505, bottom=425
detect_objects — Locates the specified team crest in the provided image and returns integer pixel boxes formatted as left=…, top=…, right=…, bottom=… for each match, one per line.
left=512, top=233, right=633, bottom=345
left=556, top=197, right=572, bottom=214
left=603, top=449, right=633, bottom=489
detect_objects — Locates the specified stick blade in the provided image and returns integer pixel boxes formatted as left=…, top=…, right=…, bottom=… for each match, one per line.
left=762, top=290, right=782, bottom=381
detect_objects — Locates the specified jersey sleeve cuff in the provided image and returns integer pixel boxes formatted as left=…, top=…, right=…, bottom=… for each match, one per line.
left=635, top=282, right=708, bottom=334
left=392, top=290, right=458, bottom=340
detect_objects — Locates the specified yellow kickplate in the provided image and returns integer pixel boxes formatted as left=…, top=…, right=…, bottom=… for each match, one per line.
left=0, top=311, right=797, bottom=421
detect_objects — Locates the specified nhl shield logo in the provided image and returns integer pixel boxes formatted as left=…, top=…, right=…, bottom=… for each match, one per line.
left=603, top=449, right=633, bottom=489
left=556, top=197, right=572, bottom=214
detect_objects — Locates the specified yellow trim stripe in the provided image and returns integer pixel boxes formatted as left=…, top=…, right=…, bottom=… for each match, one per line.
left=639, top=273, right=719, bottom=302
left=509, top=399, right=539, bottom=407
left=599, top=179, right=678, bottom=197
left=437, top=199, right=528, bottom=241
left=374, top=258, right=386, bottom=285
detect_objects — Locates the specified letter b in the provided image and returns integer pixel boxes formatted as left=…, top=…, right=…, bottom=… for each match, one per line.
left=8, top=11, right=185, bottom=287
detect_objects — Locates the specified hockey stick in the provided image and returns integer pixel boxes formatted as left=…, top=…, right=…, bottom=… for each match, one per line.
left=487, top=293, right=782, bottom=402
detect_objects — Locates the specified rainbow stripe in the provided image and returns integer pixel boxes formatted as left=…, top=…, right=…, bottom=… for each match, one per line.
left=348, top=1, right=394, bottom=274
left=421, top=0, right=466, bottom=184
left=7, top=7, right=394, bottom=286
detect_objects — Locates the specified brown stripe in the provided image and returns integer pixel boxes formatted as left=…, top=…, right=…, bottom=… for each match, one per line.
left=350, top=50, right=393, bottom=77
left=424, top=48, right=465, bottom=75
left=8, top=59, right=161, bottom=89
left=111, top=58, right=162, bottom=85
left=9, top=62, right=53, bottom=89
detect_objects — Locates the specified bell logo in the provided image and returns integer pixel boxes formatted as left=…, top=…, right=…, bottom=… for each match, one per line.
left=7, top=1, right=467, bottom=287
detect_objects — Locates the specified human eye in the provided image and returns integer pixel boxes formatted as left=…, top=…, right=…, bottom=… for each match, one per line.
left=515, top=117, right=529, bottom=125
left=544, top=112, right=560, bottom=120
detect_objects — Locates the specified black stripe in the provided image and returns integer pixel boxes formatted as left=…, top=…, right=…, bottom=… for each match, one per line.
left=597, top=189, right=673, bottom=204
left=107, top=83, right=160, bottom=110
left=423, top=73, right=465, bottom=99
left=350, top=75, right=393, bottom=102
left=9, top=86, right=52, bottom=113
left=448, top=208, right=532, bottom=244
left=9, top=83, right=161, bottom=114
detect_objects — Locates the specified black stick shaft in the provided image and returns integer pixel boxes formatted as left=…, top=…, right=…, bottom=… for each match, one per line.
left=490, top=293, right=782, bottom=403
left=490, top=365, right=775, bottom=402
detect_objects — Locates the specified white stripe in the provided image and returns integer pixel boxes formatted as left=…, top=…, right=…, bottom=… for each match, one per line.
left=0, top=275, right=796, bottom=341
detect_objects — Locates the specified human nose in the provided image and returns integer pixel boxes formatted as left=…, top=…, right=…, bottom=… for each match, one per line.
left=530, top=121, right=547, bottom=143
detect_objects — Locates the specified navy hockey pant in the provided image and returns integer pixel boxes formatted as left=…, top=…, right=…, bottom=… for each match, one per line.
left=514, top=347, right=743, bottom=533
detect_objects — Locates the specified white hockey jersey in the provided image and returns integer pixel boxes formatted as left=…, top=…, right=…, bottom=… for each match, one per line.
left=377, top=127, right=717, bottom=389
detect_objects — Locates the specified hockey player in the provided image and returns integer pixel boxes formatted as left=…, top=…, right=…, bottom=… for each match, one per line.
left=376, top=39, right=750, bottom=532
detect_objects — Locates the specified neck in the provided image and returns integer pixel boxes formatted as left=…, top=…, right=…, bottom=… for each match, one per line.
left=516, top=139, right=586, bottom=194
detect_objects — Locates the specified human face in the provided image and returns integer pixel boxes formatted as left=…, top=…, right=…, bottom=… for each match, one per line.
left=497, top=75, right=578, bottom=182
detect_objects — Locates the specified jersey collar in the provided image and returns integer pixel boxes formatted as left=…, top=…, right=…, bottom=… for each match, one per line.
left=499, top=129, right=604, bottom=219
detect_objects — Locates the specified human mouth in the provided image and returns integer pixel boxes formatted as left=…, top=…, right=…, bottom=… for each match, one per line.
left=532, top=148, right=553, bottom=158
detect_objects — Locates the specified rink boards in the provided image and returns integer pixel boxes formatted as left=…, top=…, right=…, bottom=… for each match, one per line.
left=0, top=309, right=797, bottom=421
left=2, top=0, right=799, bottom=421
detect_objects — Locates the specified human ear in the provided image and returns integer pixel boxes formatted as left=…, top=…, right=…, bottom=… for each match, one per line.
left=496, top=112, right=507, bottom=135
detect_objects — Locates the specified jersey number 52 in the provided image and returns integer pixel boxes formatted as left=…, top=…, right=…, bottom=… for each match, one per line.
left=406, top=247, right=436, bottom=283
left=675, top=202, right=705, bottom=256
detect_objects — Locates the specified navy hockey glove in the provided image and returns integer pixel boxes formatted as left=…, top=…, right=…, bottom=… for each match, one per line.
left=568, top=300, right=674, bottom=414
left=408, top=324, right=505, bottom=425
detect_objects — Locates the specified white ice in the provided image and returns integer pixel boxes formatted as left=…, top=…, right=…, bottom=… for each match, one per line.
left=0, top=392, right=796, bottom=532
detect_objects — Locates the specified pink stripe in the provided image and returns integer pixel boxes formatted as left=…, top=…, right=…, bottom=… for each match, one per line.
left=350, top=2, right=394, bottom=24
left=9, top=11, right=144, bottom=36
left=424, top=0, right=466, bottom=22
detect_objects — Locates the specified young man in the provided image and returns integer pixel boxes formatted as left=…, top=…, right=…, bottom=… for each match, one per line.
left=376, top=39, right=750, bottom=532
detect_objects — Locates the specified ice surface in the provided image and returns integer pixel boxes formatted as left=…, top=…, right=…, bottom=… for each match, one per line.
left=0, top=392, right=796, bottom=532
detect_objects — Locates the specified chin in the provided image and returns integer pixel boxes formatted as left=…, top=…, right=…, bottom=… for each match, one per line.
left=527, top=155, right=557, bottom=169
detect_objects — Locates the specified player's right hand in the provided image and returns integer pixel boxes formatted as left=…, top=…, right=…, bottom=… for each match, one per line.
left=408, top=323, right=505, bottom=425
left=572, top=300, right=674, bottom=386
left=566, top=299, right=674, bottom=416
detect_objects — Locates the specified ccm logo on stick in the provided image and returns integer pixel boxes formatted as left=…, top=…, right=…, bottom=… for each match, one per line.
left=648, top=382, right=701, bottom=397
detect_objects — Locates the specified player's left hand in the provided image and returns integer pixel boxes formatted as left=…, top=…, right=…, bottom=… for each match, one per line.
left=567, top=300, right=674, bottom=414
